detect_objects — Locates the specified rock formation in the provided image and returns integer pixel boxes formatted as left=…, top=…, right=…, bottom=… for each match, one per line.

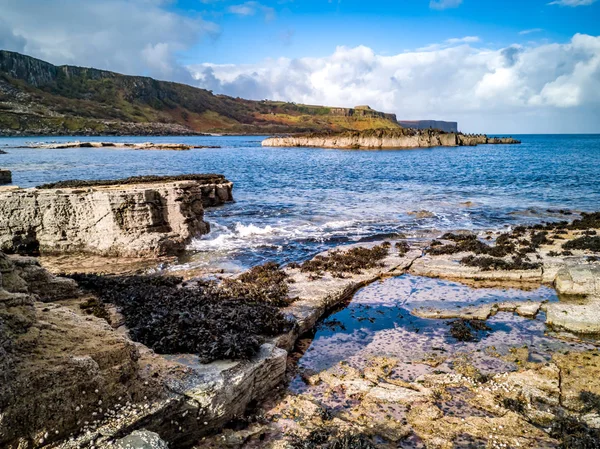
left=262, top=129, right=521, bottom=149
left=21, top=142, right=219, bottom=150
left=397, top=120, right=458, bottom=133
left=0, top=170, right=11, bottom=184
left=0, top=175, right=233, bottom=257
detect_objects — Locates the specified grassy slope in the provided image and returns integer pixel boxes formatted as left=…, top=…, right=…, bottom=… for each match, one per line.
left=0, top=51, right=400, bottom=135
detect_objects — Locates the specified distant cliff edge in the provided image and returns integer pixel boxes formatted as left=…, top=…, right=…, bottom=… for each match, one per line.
left=397, top=120, right=458, bottom=133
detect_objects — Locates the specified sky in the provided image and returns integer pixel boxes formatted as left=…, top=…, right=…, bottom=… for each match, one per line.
left=1, top=0, right=599, bottom=133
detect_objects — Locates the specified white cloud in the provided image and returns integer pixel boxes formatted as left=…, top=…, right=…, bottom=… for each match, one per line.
left=190, top=34, right=600, bottom=133
left=548, top=0, right=597, bottom=6
left=228, top=2, right=276, bottom=21
left=446, top=36, right=480, bottom=44
left=519, top=28, right=544, bottom=35
left=0, top=0, right=218, bottom=82
left=429, top=0, right=463, bottom=10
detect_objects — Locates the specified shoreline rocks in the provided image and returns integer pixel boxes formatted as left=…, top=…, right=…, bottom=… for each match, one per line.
left=0, top=175, right=233, bottom=257
left=0, top=169, right=11, bottom=184
left=262, top=129, right=521, bottom=149
left=18, top=142, right=220, bottom=150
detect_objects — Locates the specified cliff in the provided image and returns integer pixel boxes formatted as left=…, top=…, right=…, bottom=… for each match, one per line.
left=397, top=120, right=458, bottom=133
left=262, top=128, right=520, bottom=149
left=0, top=175, right=233, bottom=257
left=0, top=50, right=400, bottom=136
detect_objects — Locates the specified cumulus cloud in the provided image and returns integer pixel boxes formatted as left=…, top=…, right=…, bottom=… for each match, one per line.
left=228, top=2, right=276, bottom=21
left=548, top=0, right=596, bottom=6
left=0, top=0, right=218, bottom=82
left=429, top=0, right=463, bottom=10
left=189, top=34, right=600, bottom=133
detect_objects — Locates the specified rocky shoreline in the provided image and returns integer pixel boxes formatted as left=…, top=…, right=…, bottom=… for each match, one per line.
left=262, top=129, right=521, bottom=149
left=17, top=142, right=220, bottom=151
left=0, top=175, right=233, bottom=257
left=0, top=178, right=598, bottom=448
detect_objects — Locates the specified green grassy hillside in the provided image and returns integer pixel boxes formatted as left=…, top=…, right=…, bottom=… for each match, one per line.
left=0, top=50, right=400, bottom=136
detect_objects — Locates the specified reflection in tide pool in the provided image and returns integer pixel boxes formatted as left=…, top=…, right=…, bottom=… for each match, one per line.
left=290, top=275, right=587, bottom=392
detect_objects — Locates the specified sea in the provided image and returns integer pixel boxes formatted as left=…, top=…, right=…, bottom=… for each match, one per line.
left=1, top=134, right=599, bottom=272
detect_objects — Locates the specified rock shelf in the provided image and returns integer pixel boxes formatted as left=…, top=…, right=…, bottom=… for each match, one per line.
left=0, top=175, right=233, bottom=257
left=0, top=212, right=599, bottom=448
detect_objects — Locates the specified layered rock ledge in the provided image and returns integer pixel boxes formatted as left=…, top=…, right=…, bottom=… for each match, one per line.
left=0, top=174, right=233, bottom=257
left=19, top=142, right=219, bottom=150
left=262, top=129, right=520, bottom=149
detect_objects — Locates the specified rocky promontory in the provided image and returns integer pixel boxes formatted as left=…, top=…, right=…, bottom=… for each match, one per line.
left=0, top=174, right=233, bottom=257
left=262, top=128, right=521, bottom=149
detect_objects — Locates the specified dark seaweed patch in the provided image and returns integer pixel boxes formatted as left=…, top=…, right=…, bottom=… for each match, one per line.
left=299, top=244, right=389, bottom=278
left=79, top=297, right=110, bottom=321
left=460, top=255, right=541, bottom=271
left=289, top=428, right=376, bottom=449
left=37, top=173, right=227, bottom=190
left=220, top=262, right=293, bottom=307
left=549, top=414, right=600, bottom=449
left=502, top=397, right=527, bottom=414
left=579, top=391, right=600, bottom=414
left=562, top=236, right=600, bottom=252
left=446, top=319, right=491, bottom=342
left=69, top=272, right=292, bottom=363
left=395, top=241, right=410, bottom=256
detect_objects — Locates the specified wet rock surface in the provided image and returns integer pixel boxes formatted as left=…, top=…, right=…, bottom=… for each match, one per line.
left=1, top=210, right=599, bottom=448
left=0, top=175, right=233, bottom=257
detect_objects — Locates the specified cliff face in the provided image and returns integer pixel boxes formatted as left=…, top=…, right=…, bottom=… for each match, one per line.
left=0, top=50, right=401, bottom=135
left=397, top=120, right=458, bottom=133
left=262, top=129, right=520, bottom=149
left=0, top=176, right=233, bottom=257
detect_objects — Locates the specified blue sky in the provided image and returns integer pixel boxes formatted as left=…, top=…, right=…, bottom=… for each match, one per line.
left=175, top=0, right=600, bottom=64
left=1, top=0, right=599, bottom=132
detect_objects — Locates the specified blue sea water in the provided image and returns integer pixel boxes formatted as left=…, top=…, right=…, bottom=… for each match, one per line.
left=1, top=134, right=599, bottom=270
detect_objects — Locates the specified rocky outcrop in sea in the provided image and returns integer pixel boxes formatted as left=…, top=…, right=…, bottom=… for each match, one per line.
left=262, top=128, right=520, bottom=149
left=0, top=174, right=233, bottom=257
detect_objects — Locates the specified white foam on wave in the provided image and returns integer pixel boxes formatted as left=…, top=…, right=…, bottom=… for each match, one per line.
left=188, top=218, right=372, bottom=253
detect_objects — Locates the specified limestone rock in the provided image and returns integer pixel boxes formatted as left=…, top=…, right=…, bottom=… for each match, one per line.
left=554, top=265, right=600, bottom=297
left=0, top=177, right=233, bottom=257
left=114, top=430, right=169, bottom=449
left=262, top=130, right=520, bottom=149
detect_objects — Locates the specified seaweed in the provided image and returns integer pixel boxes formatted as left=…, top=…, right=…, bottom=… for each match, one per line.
left=289, top=428, right=376, bottom=449
left=220, top=262, right=292, bottom=307
left=299, top=244, right=389, bottom=277
left=579, top=391, right=600, bottom=414
left=441, top=233, right=477, bottom=242
left=502, top=397, right=527, bottom=414
left=446, top=319, right=491, bottom=342
left=395, top=241, right=410, bottom=256
left=69, top=272, right=293, bottom=363
left=569, top=212, right=600, bottom=230
left=549, top=414, right=600, bottom=449
left=460, top=255, right=541, bottom=271
left=79, top=297, right=110, bottom=321
left=563, top=236, right=600, bottom=252
left=37, top=173, right=227, bottom=190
